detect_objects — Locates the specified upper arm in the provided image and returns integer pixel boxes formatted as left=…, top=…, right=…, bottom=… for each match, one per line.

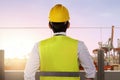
left=78, top=41, right=96, bottom=78
left=24, top=42, right=40, bottom=78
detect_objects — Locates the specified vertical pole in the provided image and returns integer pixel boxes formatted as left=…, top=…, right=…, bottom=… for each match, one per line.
left=97, top=49, right=104, bottom=80
left=0, top=50, right=4, bottom=80
left=118, top=52, right=120, bottom=64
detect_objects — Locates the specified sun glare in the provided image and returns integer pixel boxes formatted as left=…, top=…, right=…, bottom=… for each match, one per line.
left=1, top=32, right=33, bottom=59
left=4, top=47, right=30, bottom=59
left=3, top=43, right=31, bottom=59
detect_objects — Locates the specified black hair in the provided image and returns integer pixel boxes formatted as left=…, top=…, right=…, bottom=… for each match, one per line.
left=49, top=21, right=69, bottom=33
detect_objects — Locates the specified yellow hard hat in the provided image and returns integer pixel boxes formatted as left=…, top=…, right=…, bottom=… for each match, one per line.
left=49, top=4, right=70, bottom=22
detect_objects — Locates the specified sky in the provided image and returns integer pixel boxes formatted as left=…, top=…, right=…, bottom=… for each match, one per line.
left=0, top=0, right=120, bottom=58
left=0, top=0, right=120, bottom=27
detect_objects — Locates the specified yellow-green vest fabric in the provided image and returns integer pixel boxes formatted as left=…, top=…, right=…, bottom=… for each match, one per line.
left=39, top=36, right=80, bottom=80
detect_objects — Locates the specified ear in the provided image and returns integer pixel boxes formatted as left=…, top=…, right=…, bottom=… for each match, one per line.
left=67, top=22, right=70, bottom=29
left=48, top=22, right=52, bottom=29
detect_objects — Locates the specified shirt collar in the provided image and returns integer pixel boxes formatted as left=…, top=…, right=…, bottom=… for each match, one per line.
left=54, top=32, right=66, bottom=36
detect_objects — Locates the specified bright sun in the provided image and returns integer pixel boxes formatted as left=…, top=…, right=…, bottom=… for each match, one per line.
left=1, top=30, right=34, bottom=59
left=4, top=45, right=30, bottom=59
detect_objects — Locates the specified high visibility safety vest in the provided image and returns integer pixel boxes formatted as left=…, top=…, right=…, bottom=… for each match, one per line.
left=39, top=35, right=80, bottom=80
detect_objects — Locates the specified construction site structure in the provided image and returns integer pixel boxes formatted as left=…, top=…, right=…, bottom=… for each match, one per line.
left=93, top=26, right=120, bottom=70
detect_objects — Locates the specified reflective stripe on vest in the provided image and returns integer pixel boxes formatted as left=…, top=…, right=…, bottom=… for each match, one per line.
left=39, top=36, right=80, bottom=80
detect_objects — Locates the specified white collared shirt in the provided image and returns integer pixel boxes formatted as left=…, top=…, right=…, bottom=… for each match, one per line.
left=24, top=32, right=96, bottom=80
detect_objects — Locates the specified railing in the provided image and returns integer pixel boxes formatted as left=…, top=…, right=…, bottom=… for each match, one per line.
left=4, top=70, right=120, bottom=80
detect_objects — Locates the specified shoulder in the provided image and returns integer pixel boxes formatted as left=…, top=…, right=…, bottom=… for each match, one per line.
left=40, top=37, right=51, bottom=42
left=65, top=36, right=78, bottom=42
left=78, top=40, right=85, bottom=45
